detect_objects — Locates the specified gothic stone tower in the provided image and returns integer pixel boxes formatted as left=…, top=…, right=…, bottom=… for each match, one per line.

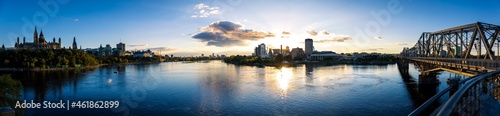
left=72, top=37, right=77, bottom=50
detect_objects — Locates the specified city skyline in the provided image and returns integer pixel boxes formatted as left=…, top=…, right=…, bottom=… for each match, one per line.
left=1, top=0, right=500, bottom=56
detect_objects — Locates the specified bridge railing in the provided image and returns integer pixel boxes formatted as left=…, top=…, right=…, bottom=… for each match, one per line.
left=408, top=74, right=478, bottom=116
left=409, top=57, right=500, bottom=71
left=436, top=70, right=500, bottom=116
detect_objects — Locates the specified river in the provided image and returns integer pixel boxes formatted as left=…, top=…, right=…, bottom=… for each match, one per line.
left=4, top=60, right=459, bottom=115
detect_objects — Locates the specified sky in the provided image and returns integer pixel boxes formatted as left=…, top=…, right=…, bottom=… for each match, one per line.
left=1, top=0, right=500, bottom=56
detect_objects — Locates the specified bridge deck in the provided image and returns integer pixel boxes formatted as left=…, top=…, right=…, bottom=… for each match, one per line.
left=407, top=57, right=500, bottom=72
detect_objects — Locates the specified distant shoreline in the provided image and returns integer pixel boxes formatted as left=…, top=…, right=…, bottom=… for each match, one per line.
left=0, top=65, right=104, bottom=71
left=224, top=60, right=396, bottom=67
left=0, top=61, right=162, bottom=72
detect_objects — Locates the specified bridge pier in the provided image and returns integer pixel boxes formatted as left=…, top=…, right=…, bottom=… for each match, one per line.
left=448, top=77, right=460, bottom=97
left=418, top=73, right=439, bottom=84
left=397, top=58, right=409, bottom=76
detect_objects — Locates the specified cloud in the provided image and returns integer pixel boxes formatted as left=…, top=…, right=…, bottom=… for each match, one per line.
left=307, top=30, right=330, bottom=36
left=128, top=44, right=149, bottom=47
left=146, top=47, right=176, bottom=52
left=181, top=33, right=194, bottom=36
left=281, top=31, right=291, bottom=38
left=360, top=48, right=384, bottom=51
left=374, top=36, right=383, bottom=40
left=315, top=35, right=353, bottom=43
left=192, top=21, right=275, bottom=47
left=321, top=30, right=330, bottom=35
left=74, top=19, right=79, bottom=22
left=397, top=43, right=408, bottom=46
left=307, top=30, right=318, bottom=36
left=191, top=3, right=220, bottom=18
left=199, top=21, right=241, bottom=33
left=282, top=31, right=291, bottom=35
left=194, top=3, right=208, bottom=9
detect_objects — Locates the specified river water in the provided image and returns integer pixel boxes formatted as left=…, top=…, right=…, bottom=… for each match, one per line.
left=5, top=60, right=458, bottom=115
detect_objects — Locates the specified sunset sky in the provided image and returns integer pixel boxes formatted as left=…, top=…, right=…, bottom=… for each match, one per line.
left=1, top=0, right=500, bottom=56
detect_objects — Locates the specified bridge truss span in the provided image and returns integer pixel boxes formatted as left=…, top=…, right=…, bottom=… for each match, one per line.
left=402, top=22, right=500, bottom=116
left=403, top=22, right=500, bottom=60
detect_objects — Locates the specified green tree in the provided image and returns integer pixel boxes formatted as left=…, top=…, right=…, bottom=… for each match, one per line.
left=284, top=55, right=293, bottom=62
left=273, top=54, right=284, bottom=63
left=3, top=59, right=9, bottom=67
left=0, top=75, right=22, bottom=107
left=62, top=57, right=69, bottom=66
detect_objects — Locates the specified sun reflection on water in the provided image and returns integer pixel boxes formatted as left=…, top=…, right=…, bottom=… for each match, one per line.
left=276, top=67, right=293, bottom=91
left=107, top=78, right=113, bottom=84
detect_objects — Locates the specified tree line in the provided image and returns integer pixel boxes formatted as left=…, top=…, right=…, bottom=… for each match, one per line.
left=0, top=49, right=99, bottom=69
left=223, top=54, right=398, bottom=65
left=223, top=54, right=293, bottom=65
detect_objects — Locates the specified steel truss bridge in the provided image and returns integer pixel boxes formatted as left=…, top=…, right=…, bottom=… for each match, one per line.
left=399, top=22, right=500, bottom=116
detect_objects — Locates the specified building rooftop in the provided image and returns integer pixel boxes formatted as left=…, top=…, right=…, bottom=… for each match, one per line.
left=311, top=51, right=336, bottom=54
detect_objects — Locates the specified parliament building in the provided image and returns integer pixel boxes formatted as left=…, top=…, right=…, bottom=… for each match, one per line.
left=14, top=27, right=78, bottom=49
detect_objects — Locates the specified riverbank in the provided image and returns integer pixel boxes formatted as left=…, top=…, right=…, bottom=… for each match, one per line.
left=225, top=60, right=396, bottom=67
left=0, top=64, right=105, bottom=71
left=0, top=61, right=163, bottom=71
left=222, top=54, right=398, bottom=67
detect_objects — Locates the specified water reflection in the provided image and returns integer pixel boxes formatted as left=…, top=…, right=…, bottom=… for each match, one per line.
left=276, top=67, right=293, bottom=91
left=3, top=61, right=432, bottom=115
left=107, top=78, right=113, bottom=84
left=305, top=64, right=314, bottom=84
left=0, top=69, right=93, bottom=103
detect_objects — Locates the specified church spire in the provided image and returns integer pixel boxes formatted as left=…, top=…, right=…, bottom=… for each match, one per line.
left=38, top=29, right=45, bottom=44
left=34, top=26, right=38, bottom=44
left=72, top=37, right=77, bottom=50
left=40, top=30, right=44, bottom=36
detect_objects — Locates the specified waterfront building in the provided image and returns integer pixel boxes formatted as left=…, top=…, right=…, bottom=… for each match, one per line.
left=305, top=38, right=314, bottom=55
left=124, top=51, right=133, bottom=56
left=309, top=51, right=343, bottom=61
left=83, top=42, right=127, bottom=56
left=284, top=46, right=290, bottom=55
left=271, top=49, right=281, bottom=56
left=268, top=48, right=273, bottom=57
left=291, top=47, right=305, bottom=59
left=117, top=42, right=125, bottom=51
left=132, top=50, right=154, bottom=57
left=259, top=43, right=268, bottom=58
left=115, top=42, right=126, bottom=56
left=133, top=51, right=151, bottom=57
left=253, top=43, right=269, bottom=58
left=15, top=27, right=67, bottom=49
left=254, top=47, right=260, bottom=56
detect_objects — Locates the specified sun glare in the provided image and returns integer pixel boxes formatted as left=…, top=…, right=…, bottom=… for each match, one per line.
left=276, top=67, right=293, bottom=91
